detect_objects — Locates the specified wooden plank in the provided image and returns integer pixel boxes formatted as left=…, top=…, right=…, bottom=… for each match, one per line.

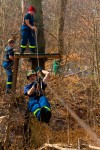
left=14, top=53, right=60, bottom=59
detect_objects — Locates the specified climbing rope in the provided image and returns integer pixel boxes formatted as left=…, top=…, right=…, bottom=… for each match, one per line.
left=35, top=30, right=40, bottom=67
left=35, top=30, right=44, bottom=96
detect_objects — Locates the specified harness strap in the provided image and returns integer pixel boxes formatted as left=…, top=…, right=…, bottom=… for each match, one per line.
left=35, top=30, right=39, bottom=67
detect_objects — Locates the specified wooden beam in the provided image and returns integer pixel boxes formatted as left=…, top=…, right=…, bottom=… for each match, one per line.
left=14, top=53, right=60, bottom=59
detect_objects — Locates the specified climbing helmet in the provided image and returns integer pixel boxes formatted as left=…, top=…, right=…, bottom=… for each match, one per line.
left=27, top=70, right=37, bottom=79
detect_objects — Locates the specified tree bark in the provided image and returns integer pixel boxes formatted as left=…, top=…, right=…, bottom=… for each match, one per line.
left=29, top=0, right=45, bottom=69
left=58, top=0, right=68, bottom=54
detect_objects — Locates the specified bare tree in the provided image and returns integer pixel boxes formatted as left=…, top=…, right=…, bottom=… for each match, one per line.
left=58, top=0, right=68, bottom=54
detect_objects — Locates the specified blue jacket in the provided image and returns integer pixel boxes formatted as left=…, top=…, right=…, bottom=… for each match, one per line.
left=4, top=46, right=14, bottom=62
left=21, top=13, right=34, bottom=31
left=24, top=80, right=47, bottom=98
left=2, top=46, right=14, bottom=69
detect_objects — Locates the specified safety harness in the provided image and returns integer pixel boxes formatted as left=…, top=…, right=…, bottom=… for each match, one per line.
left=35, top=76, right=46, bottom=96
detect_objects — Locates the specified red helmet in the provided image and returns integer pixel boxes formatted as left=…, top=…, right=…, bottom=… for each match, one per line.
left=28, top=6, right=36, bottom=12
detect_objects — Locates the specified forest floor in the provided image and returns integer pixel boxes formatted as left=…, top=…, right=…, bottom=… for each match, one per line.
left=0, top=68, right=100, bottom=149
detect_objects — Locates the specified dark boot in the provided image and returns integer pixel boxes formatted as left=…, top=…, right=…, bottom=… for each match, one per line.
left=45, top=110, right=51, bottom=123
left=40, top=107, right=51, bottom=123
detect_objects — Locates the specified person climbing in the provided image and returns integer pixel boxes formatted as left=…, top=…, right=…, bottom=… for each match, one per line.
left=24, top=68, right=51, bottom=124
left=2, top=39, right=15, bottom=94
left=20, top=6, right=37, bottom=54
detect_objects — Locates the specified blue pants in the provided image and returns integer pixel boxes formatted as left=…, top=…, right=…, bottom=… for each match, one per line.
left=6, top=69, right=13, bottom=93
left=28, top=96, right=51, bottom=122
left=20, top=29, right=36, bottom=52
left=2, top=61, right=13, bottom=93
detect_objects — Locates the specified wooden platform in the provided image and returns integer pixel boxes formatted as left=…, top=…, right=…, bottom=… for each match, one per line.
left=14, top=53, right=60, bottom=59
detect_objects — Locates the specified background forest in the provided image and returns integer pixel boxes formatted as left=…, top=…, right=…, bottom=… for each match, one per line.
left=0, top=0, right=100, bottom=149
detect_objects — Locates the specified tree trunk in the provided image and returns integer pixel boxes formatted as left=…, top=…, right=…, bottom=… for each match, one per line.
left=29, top=0, right=45, bottom=69
left=1, top=1, right=6, bottom=75
left=92, top=2, right=100, bottom=93
left=58, top=0, right=68, bottom=54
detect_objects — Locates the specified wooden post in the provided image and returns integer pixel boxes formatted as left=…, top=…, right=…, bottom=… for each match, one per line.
left=78, top=139, right=83, bottom=150
left=12, top=58, right=19, bottom=94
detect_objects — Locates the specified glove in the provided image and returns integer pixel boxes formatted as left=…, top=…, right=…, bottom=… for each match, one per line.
left=31, top=26, right=37, bottom=31
left=33, top=82, right=37, bottom=88
left=32, top=79, right=40, bottom=88
left=36, top=66, right=42, bottom=72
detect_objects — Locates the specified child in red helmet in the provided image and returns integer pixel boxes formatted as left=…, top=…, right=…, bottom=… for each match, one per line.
left=20, top=6, right=37, bottom=54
